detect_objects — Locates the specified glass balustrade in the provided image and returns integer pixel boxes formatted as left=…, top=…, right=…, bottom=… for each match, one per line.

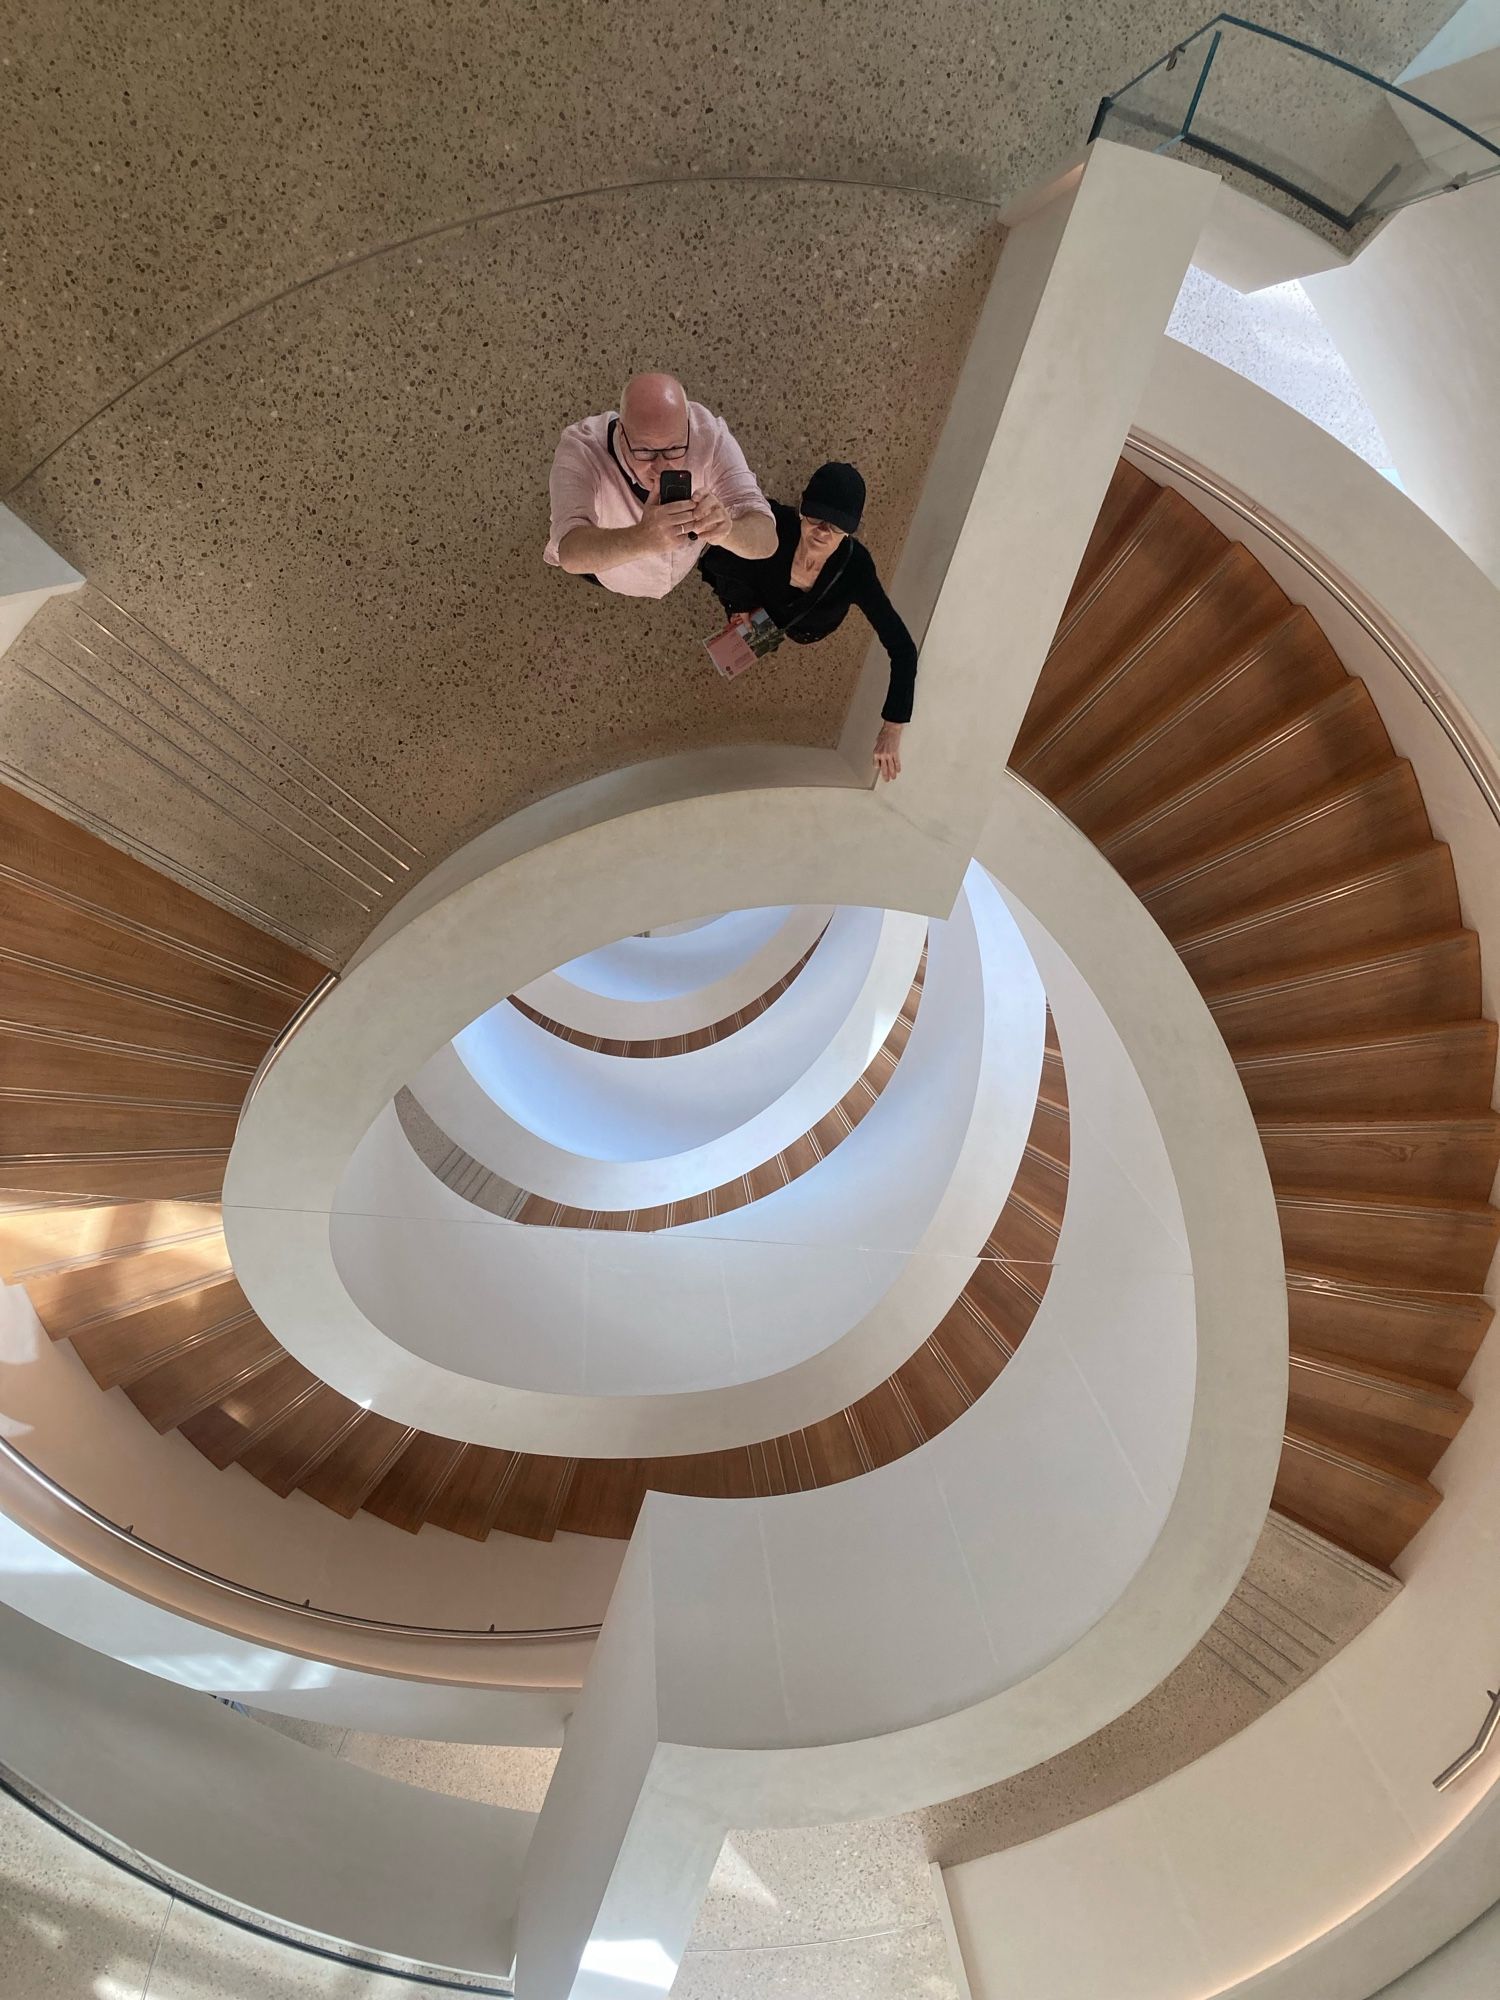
left=1091, top=13, right=1500, bottom=232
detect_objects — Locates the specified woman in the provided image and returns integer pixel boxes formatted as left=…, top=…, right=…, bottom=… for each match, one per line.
left=699, top=462, right=916, bottom=782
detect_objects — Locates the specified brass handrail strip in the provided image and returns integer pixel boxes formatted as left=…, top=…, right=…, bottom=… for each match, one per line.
left=0, top=1434, right=601, bottom=1644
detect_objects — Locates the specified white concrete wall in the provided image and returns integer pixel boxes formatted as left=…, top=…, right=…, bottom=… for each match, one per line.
left=426, top=903, right=922, bottom=1193
left=329, top=868, right=1034, bottom=1448
left=1304, top=175, right=1500, bottom=589
left=1373, top=1900, right=1500, bottom=1996
left=0, top=1605, right=530, bottom=1976
left=939, top=343, right=1500, bottom=2000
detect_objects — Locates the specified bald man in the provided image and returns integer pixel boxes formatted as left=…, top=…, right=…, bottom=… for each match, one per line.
left=544, top=372, right=776, bottom=598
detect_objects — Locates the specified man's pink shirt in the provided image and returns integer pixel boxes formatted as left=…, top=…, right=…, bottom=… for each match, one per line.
left=543, top=402, right=772, bottom=599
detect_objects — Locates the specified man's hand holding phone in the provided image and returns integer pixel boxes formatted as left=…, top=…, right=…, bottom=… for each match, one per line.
left=638, top=488, right=699, bottom=553
left=687, top=491, right=733, bottom=544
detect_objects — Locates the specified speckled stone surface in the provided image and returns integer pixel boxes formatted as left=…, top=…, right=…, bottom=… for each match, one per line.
left=0, top=1783, right=171, bottom=2000
left=248, top=1708, right=559, bottom=1814
left=1168, top=264, right=1394, bottom=466
left=673, top=1919, right=959, bottom=2000
left=5, top=178, right=1001, bottom=959
left=0, top=2, right=1455, bottom=491
left=143, top=1899, right=422, bottom=1999
left=1, top=4, right=1456, bottom=957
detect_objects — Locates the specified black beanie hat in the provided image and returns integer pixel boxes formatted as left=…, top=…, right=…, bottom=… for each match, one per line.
left=800, top=461, right=865, bottom=535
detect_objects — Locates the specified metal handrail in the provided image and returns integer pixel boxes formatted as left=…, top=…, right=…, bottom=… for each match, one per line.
left=0, top=1434, right=601, bottom=1644
left=1125, top=432, right=1500, bottom=838
left=1434, top=1687, right=1500, bottom=1791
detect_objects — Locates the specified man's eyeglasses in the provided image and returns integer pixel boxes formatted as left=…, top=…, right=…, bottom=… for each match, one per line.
left=618, top=420, right=690, bottom=465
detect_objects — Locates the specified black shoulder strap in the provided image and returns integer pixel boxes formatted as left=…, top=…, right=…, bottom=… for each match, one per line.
left=606, top=417, right=650, bottom=504
left=781, top=537, right=853, bottom=636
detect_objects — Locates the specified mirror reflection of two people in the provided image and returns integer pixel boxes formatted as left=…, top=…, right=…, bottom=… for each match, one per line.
left=545, top=372, right=918, bottom=782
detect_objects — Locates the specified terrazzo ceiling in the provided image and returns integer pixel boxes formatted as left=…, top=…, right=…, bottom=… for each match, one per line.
left=0, top=0, right=1455, bottom=960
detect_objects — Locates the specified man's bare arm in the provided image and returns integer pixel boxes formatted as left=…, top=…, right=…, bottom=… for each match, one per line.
left=717, top=507, right=777, bottom=560
left=556, top=497, right=699, bottom=573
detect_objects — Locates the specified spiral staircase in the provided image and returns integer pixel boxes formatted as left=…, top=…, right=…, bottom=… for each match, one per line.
left=3, top=455, right=1493, bottom=1580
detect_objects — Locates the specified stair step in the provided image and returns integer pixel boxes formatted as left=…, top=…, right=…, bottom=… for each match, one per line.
left=424, top=1444, right=527, bottom=1540
left=0, top=957, right=274, bottom=1068
left=298, top=1411, right=417, bottom=1519
left=1224, top=936, right=1496, bottom=1064
left=0, top=1093, right=239, bottom=1160
left=1055, top=606, right=1348, bottom=833
left=0, top=779, right=330, bottom=996
left=1016, top=487, right=1228, bottom=758
left=0, top=1025, right=252, bottom=1107
left=0, top=1151, right=230, bottom=1202
left=1018, top=543, right=1289, bottom=794
left=1277, top=1191, right=1500, bottom=1291
left=1234, top=1019, right=1497, bottom=1118
left=0, top=1201, right=221, bottom=1279
left=985, top=1189, right=1061, bottom=1265
left=559, top=1458, right=651, bottom=1540
left=1274, top=1426, right=1440, bottom=1571
left=933, top=1289, right=1020, bottom=1399
left=490, top=1455, right=579, bottom=1542
left=1136, top=763, right=1430, bottom=939
left=237, top=1384, right=365, bottom=1495
left=25, top=1235, right=231, bottom=1336
left=848, top=1378, right=926, bottom=1467
left=1098, top=682, right=1394, bottom=883
left=1288, top=1270, right=1491, bottom=1390
left=0, top=873, right=301, bottom=1036
left=1287, top=1350, right=1469, bottom=1477
left=66, top=1275, right=250, bottom=1388
left=363, top=1434, right=468, bottom=1533
left=128, top=1320, right=286, bottom=1433
left=1259, top=1114, right=1500, bottom=1199
left=1010, top=1146, right=1068, bottom=1225
left=1172, top=846, right=1460, bottom=991
left=1057, top=459, right=1159, bottom=625
left=177, top=1356, right=320, bottom=1466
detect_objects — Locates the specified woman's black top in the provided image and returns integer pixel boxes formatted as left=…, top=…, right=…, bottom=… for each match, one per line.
left=699, top=500, right=918, bottom=724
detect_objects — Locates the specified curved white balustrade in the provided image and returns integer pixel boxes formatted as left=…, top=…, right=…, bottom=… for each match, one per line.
left=410, top=902, right=924, bottom=1203
left=0, top=1606, right=529, bottom=1978
left=519, top=902, right=831, bottom=1040
left=515, top=773, right=1286, bottom=1999
left=327, top=866, right=1033, bottom=1444
left=332, top=870, right=1013, bottom=1415
left=933, top=346, right=1500, bottom=2000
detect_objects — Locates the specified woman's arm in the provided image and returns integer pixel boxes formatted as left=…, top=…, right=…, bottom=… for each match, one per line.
left=853, top=561, right=918, bottom=724
left=853, top=558, right=917, bottom=782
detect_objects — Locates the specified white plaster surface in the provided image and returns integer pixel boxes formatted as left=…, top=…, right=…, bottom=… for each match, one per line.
left=514, top=775, right=1284, bottom=1999
left=426, top=902, right=923, bottom=1192
left=0, top=1607, right=529, bottom=1976
left=938, top=345, right=1500, bottom=2000
left=1168, top=264, right=1393, bottom=468
left=1304, top=174, right=1500, bottom=588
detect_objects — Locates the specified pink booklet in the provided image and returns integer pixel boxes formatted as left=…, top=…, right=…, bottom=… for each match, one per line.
left=704, top=609, right=780, bottom=680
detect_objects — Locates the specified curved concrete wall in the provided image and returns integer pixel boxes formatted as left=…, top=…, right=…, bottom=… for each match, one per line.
left=515, top=773, right=1285, bottom=1997
left=326, top=865, right=1032, bottom=1444
left=526, top=903, right=822, bottom=1029
left=0, top=1606, right=529, bottom=1978
left=420, top=903, right=923, bottom=1197
left=941, top=347, right=1500, bottom=2000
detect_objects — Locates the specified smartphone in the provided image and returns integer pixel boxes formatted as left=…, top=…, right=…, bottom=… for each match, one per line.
left=658, top=467, right=695, bottom=539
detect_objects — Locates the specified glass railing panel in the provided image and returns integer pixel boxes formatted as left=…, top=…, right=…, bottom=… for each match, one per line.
left=1092, top=14, right=1500, bottom=232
